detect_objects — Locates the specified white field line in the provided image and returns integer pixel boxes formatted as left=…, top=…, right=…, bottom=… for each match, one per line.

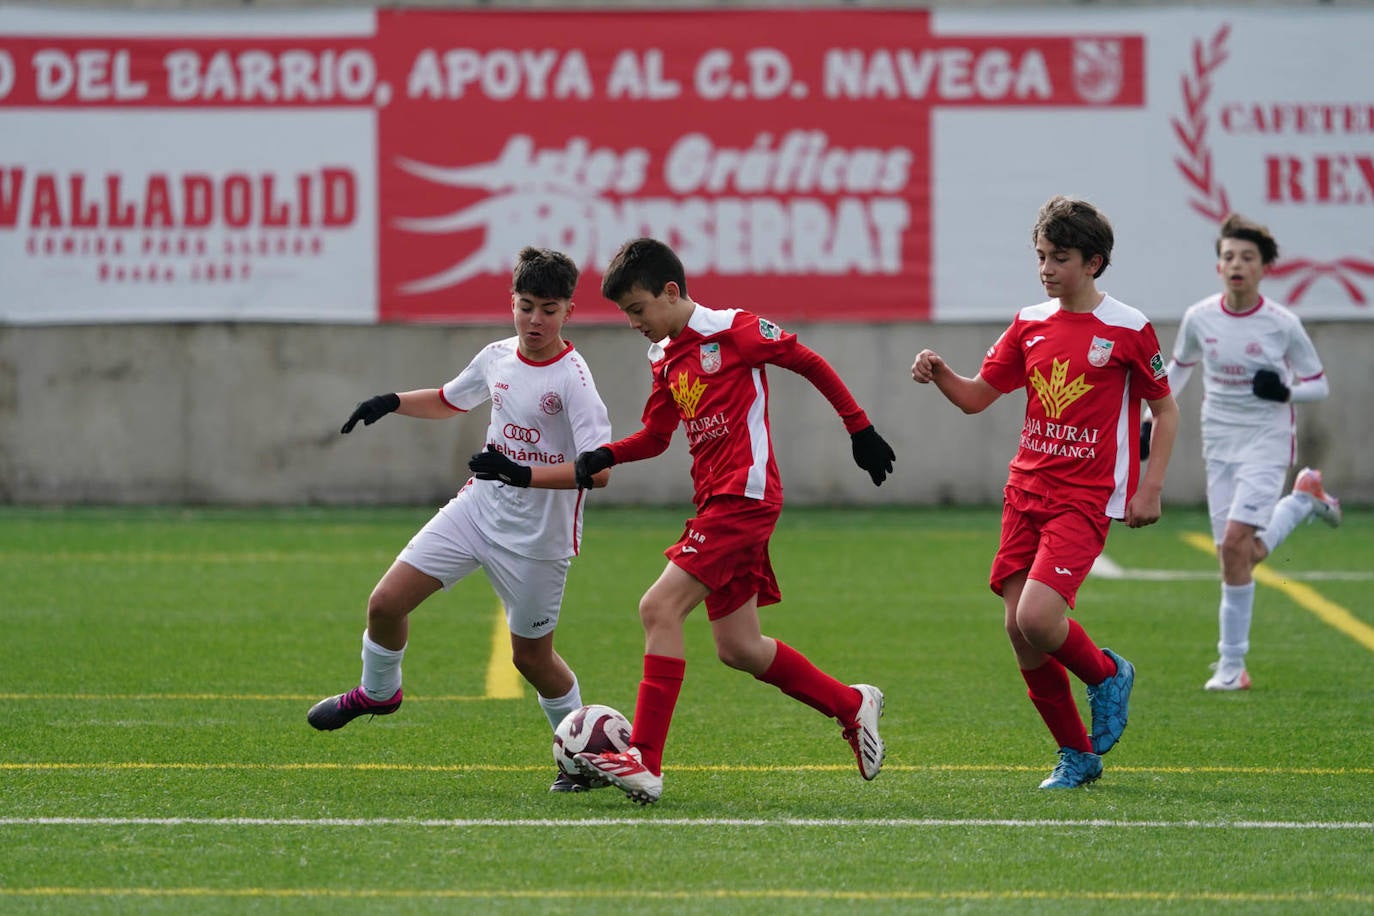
left=1090, top=554, right=1374, bottom=582
left=1, top=816, right=1370, bottom=830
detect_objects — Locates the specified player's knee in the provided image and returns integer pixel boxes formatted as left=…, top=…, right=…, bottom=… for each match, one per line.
left=714, top=640, right=756, bottom=672
left=510, top=640, right=554, bottom=678
left=1217, top=536, right=1253, bottom=573
left=366, top=586, right=408, bottom=624
left=638, top=595, right=672, bottom=631
left=1014, top=611, right=1058, bottom=651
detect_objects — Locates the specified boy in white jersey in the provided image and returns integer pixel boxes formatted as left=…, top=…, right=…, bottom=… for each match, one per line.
left=306, top=247, right=616, bottom=793
left=568, top=237, right=895, bottom=805
left=1150, top=214, right=1340, bottom=692
left=912, top=196, right=1179, bottom=789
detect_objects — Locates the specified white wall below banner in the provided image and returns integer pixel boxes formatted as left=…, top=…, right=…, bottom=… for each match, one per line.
left=1, top=322, right=1366, bottom=506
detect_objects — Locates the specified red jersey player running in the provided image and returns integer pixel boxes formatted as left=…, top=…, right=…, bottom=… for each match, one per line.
left=911, top=196, right=1179, bottom=789
left=571, top=237, right=896, bottom=805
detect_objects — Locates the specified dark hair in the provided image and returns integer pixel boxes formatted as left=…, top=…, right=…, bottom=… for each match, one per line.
left=1216, top=213, right=1279, bottom=265
left=600, top=238, right=688, bottom=301
left=1031, top=196, right=1114, bottom=278
left=511, top=247, right=579, bottom=300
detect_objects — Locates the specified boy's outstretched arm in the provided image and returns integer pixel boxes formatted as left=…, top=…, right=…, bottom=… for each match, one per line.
left=773, top=342, right=895, bottom=485
left=340, top=388, right=457, bottom=433
left=910, top=349, right=1001, bottom=414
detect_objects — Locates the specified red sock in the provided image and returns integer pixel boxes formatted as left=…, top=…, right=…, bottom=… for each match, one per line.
left=756, top=640, right=860, bottom=725
left=628, top=654, right=684, bottom=776
left=1050, top=619, right=1116, bottom=685
left=1021, top=658, right=1092, bottom=753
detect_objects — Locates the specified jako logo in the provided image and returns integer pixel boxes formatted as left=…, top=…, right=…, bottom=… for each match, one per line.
left=503, top=423, right=540, bottom=443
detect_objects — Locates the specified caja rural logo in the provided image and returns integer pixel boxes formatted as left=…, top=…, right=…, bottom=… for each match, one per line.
left=1173, top=24, right=1374, bottom=305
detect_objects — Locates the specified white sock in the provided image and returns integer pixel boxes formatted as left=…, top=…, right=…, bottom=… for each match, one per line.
left=1258, top=493, right=1314, bottom=554
left=1217, top=582, right=1255, bottom=665
left=360, top=629, right=405, bottom=700
left=537, top=675, right=582, bottom=731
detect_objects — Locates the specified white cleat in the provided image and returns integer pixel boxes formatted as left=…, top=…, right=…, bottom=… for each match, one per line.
left=844, top=684, right=886, bottom=780
left=575, top=747, right=662, bottom=805
left=1204, top=660, right=1252, bottom=692
left=1293, top=467, right=1342, bottom=528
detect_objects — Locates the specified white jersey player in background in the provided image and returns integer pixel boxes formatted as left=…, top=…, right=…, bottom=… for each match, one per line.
left=1147, top=214, right=1341, bottom=691
left=307, top=246, right=615, bottom=792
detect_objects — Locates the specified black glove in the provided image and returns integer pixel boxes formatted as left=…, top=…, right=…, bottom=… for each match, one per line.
left=341, top=393, right=400, bottom=434
left=574, top=447, right=614, bottom=490
left=1139, top=419, right=1153, bottom=461
left=850, top=425, right=895, bottom=486
left=1252, top=369, right=1290, bottom=403
left=468, top=444, right=532, bottom=487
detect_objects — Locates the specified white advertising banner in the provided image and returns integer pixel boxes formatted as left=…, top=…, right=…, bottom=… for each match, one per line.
left=0, top=7, right=1369, bottom=324
left=932, top=9, right=1373, bottom=322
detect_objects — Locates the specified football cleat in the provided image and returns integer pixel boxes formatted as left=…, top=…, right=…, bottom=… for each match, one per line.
left=1204, top=660, right=1252, bottom=692
left=1293, top=467, right=1342, bottom=528
left=1038, top=747, right=1103, bottom=789
left=306, top=686, right=402, bottom=731
left=549, top=770, right=599, bottom=793
left=843, top=684, right=886, bottom=781
left=575, top=747, right=662, bottom=805
left=1087, top=649, right=1134, bottom=756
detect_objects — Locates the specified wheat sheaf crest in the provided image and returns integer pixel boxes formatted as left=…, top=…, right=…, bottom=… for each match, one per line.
left=670, top=370, right=707, bottom=419
left=1030, top=359, right=1092, bottom=419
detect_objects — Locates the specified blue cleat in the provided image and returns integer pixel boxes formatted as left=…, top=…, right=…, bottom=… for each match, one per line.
left=1087, top=649, right=1134, bottom=755
left=1038, top=747, right=1103, bottom=789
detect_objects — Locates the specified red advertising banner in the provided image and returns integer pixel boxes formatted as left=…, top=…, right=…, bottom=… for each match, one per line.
left=0, top=8, right=1144, bottom=324
left=372, top=9, right=1143, bottom=322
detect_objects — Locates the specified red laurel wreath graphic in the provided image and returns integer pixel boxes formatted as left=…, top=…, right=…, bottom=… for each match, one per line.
left=1172, top=25, right=1232, bottom=223
left=1172, top=24, right=1372, bottom=306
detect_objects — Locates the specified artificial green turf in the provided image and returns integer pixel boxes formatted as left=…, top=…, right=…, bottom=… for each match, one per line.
left=1, top=506, right=1370, bottom=914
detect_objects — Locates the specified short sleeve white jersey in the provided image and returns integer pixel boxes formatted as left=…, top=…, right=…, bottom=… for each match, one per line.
left=1171, top=294, right=1325, bottom=465
left=440, top=337, right=611, bottom=560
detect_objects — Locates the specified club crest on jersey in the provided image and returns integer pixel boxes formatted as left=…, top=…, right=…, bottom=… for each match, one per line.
left=699, top=342, right=722, bottom=374
left=540, top=392, right=563, bottom=416
left=758, top=318, right=783, bottom=341
left=491, top=392, right=504, bottom=411
left=1087, top=336, right=1114, bottom=368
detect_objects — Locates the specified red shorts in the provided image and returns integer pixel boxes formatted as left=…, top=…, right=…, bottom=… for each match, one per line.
left=665, top=495, right=783, bottom=621
left=990, top=485, right=1111, bottom=608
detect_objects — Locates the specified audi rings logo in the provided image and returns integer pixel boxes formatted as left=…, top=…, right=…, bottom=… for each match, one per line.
left=503, top=423, right=541, bottom=444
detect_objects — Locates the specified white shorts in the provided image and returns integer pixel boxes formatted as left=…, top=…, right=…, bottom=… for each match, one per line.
left=1204, top=459, right=1289, bottom=544
left=397, top=492, right=571, bottom=639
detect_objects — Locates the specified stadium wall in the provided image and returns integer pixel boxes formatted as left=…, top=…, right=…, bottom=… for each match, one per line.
left=2, top=320, right=1367, bottom=507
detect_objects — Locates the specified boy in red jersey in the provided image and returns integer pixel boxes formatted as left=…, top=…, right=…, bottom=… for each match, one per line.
left=571, top=237, right=896, bottom=805
left=911, top=196, right=1179, bottom=789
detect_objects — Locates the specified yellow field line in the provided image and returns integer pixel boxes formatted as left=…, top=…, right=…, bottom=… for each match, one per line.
left=1181, top=532, right=1374, bottom=653
left=0, top=693, right=492, bottom=702
left=484, top=605, right=523, bottom=699
left=2, top=761, right=1371, bottom=776
left=2, top=888, right=1370, bottom=904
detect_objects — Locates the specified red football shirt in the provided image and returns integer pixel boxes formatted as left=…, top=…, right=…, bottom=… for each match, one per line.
left=608, top=304, right=870, bottom=509
left=980, top=295, right=1170, bottom=518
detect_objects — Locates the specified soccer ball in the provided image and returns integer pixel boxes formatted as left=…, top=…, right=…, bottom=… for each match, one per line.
left=552, top=704, right=632, bottom=778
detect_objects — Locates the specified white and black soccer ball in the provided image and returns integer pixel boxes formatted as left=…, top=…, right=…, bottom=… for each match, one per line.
left=552, top=704, right=632, bottom=777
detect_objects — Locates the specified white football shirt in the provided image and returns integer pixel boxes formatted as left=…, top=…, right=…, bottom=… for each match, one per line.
left=440, top=338, right=611, bottom=560
left=1170, top=294, right=1325, bottom=465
